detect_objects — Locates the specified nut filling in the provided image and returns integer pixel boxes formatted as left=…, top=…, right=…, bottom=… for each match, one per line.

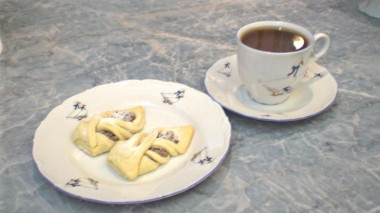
left=157, top=131, right=179, bottom=144
left=110, top=111, right=136, bottom=122
left=98, top=130, right=119, bottom=141
left=149, top=147, right=169, bottom=157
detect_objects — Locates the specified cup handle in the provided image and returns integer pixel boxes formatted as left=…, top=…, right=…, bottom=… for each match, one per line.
left=301, top=33, right=330, bottom=85
left=308, top=33, right=330, bottom=63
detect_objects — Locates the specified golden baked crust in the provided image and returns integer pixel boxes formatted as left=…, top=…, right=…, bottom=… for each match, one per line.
left=154, top=126, right=194, bottom=154
left=98, top=106, right=145, bottom=134
left=107, top=125, right=194, bottom=180
left=72, top=106, right=145, bottom=157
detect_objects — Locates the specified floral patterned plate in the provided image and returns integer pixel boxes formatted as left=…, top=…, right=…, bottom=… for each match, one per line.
left=205, top=55, right=338, bottom=122
left=33, top=80, right=231, bottom=204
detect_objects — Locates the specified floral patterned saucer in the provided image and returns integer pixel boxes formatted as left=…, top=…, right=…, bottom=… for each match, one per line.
left=33, top=80, right=231, bottom=204
left=204, top=55, right=338, bottom=122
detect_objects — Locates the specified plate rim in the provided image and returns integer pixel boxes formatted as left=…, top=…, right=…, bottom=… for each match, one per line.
left=204, top=54, right=338, bottom=122
left=33, top=79, right=231, bottom=204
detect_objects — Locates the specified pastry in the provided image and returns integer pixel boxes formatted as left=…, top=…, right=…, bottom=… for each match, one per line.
left=72, top=106, right=145, bottom=156
left=107, top=125, right=194, bottom=180
left=97, top=106, right=145, bottom=134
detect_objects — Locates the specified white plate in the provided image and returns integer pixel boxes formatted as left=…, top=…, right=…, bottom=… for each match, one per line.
left=33, top=80, right=231, bottom=204
left=205, top=55, right=338, bottom=122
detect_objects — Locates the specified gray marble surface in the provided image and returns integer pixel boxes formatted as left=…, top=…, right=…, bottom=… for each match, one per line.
left=1, top=0, right=379, bottom=212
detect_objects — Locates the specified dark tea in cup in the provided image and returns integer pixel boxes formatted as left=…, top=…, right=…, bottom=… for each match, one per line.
left=240, top=27, right=309, bottom=53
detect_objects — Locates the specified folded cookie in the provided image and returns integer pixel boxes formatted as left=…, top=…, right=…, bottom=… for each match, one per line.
left=97, top=106, right=145, bottom=135
left=107, top=125, right=194, bottom=180
left=72, top=106, right=145, bottom=156
left=154, top=126, right=194, bottom=154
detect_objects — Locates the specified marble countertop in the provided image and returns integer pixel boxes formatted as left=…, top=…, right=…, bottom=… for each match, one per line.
left=1, top=0, right=379, bottom=212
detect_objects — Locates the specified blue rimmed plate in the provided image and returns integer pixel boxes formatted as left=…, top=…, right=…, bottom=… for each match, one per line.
left=33, top=80, right=231, bottom=204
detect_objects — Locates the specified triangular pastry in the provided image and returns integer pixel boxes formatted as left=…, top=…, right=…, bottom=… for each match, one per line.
left=107, top=126, right=194, bottom=180
left=98, top=106, right=145, bottom=134
left=154, top=126, right=194, bottom=154
left=72, top=116, right=115, bottom=156
left=72, top=106, right=145, bottom=157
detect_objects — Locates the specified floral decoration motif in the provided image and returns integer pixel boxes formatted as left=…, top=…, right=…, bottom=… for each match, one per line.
left=260, top=112, right=286, bottom=118
left=263, top=85, right=293, bottom=97
left=261, top=58, right=304, bottom=97
left=287, top=59, right=304, bottom=77
left=161, top=90, right=185, bottom=105
left=66, top=101, right=88, bottom=120
left=217, top=62, right=232, bottom=77
left=66, top=177, right=98, bottom=190
left=261, top=114, right=273, bottom=118
left=313, top=72, right=325, bottom=78
left=191, top=147, right=213, bottom=165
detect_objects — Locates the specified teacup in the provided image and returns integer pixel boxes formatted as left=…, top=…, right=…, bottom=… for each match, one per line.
left=237, top=21, right=330, bottom=105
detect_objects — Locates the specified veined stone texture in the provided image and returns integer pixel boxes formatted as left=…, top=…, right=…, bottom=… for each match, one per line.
left=0, top=0, right=379, bottom=212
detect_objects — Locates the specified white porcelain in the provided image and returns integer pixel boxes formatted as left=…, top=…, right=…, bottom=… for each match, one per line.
left=205, top=55, right=338, bottom=121
left=33, top=80, right=231, bottom=204
left=359, top=0, right=380, bottom=18
left=237, top=21, right=330, bottom=105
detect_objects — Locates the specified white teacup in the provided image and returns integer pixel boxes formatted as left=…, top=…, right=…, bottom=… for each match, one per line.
left=237, top=21, right=330, bottom=105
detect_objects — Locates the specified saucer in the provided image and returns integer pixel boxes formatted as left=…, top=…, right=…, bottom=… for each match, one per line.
left=204, top=55, right=338, bottom=122
left=33, top=80, right=231, bottom=203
